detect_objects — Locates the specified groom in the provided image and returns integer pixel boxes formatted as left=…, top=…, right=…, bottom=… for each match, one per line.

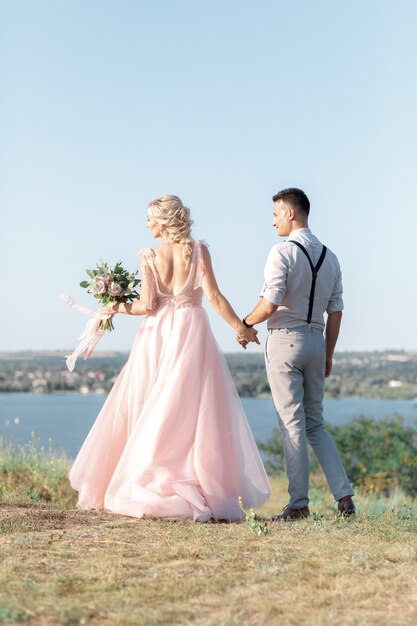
left=240, top=188, right=354, bottom=519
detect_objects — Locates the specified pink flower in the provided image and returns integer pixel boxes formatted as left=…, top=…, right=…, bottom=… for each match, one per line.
left=92, top=279, right=106, bottom=295
left=109, top=282, right=123, bottom=296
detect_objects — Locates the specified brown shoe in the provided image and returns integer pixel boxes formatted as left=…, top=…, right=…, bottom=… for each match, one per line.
left=272, top=505, right=310, bottom=521
left=338, top=495, right=355, bottom=516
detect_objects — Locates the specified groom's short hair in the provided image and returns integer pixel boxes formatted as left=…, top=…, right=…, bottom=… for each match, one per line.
left=272, top=188, right=310, bottom=216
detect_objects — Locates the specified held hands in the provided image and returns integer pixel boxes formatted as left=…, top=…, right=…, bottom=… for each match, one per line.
left=236, top=324, right=260, bottom=350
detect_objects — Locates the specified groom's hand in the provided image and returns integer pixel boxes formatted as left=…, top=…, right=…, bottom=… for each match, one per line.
left=325, top=356, right=332, bottom=377
left=236, top=326, right=260, bottom=349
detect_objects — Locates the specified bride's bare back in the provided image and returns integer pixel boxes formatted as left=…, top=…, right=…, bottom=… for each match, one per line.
left=153, top=243, right=194, bottom=296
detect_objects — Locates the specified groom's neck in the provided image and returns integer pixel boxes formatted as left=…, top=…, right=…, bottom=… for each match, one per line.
left=290, top=219, right=309, bottom=233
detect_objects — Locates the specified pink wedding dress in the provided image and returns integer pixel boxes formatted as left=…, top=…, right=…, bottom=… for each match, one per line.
left=69, top=241, right=271, bottom=521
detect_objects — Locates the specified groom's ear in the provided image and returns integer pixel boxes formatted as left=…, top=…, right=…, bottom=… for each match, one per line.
left=287, top=206, right=296, bottom=220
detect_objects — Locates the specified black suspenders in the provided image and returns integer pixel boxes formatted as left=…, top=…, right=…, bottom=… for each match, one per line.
left=287, top=241, right=327, bottom=324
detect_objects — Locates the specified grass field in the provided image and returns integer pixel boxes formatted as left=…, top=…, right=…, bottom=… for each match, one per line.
left=2, top=469, right=417, bottom=626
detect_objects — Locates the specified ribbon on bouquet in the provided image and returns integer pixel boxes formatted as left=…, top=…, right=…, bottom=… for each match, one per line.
left=59, top=292, right=111, bottom=372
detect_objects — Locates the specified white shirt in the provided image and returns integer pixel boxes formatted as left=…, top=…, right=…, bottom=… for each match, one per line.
left=260, top=228, right=344, bottom=331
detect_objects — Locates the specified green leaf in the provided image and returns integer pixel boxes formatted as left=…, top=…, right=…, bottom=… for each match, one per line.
left=79, top=281, right=90, bottom=288
left=86, top=269, right=96, bottom=279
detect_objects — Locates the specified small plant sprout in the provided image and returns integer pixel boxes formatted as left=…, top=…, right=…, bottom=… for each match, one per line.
left=239, top=497, right=269, bottom=535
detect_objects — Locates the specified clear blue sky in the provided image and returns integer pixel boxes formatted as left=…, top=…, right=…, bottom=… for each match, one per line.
left=1, top=0, right=416, bottom=354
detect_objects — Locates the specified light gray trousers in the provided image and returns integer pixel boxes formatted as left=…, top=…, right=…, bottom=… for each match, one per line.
left=265, top=326, right=354, bottom=509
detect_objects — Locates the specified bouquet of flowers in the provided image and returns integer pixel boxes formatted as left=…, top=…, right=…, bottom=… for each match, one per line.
left=60, top=260, right=141, bottom=372
left=80, top=261, right=141, bottom=331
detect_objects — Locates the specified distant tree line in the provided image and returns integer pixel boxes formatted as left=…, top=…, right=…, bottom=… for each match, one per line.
left=0, top=350, right=416, bottom=399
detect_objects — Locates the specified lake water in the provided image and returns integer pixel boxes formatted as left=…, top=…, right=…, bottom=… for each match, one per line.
left=1, top=393, right=416, bottom=458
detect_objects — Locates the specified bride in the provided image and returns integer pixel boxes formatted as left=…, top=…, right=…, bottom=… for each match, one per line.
left=69, top=195, right=271, bottom=521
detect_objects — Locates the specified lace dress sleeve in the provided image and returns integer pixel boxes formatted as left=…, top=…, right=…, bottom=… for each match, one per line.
left=138, top=248, right=157, bottom=311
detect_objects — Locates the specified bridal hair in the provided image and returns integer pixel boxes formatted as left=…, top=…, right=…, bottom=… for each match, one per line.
left=272, top=188, right=310, bottom=216
left=147, top=195, right=194, bottom=264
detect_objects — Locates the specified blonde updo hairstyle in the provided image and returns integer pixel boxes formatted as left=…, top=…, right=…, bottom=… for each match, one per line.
left=147, top=195, right=194, bottom=265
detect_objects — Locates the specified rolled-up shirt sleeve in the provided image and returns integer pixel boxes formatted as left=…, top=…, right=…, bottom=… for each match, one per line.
left=327, top=265, right=344, bottom=313
left=260, top=247, right=288, bottom=306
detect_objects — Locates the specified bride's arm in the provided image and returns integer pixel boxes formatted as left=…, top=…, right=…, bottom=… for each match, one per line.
left=103, top=300, right=151, bottom=316
left=201, top=246, right=259, bottom=345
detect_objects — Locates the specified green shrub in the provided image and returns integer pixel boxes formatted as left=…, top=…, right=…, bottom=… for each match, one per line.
left=259, top=415, right=417, bottom=497
left=0, top=435, right=76, bottom=506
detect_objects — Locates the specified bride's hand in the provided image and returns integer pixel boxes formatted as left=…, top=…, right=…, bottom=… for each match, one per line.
left=102, top=302, right=118, bottom=316
left=236, top=334, right=248, bottom=350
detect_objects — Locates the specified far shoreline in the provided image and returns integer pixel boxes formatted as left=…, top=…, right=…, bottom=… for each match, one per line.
left=0, top=389, right=417, bottom=403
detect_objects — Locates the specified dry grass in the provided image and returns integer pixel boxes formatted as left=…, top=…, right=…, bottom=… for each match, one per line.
left=1, top=476, right=417, bottom=626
